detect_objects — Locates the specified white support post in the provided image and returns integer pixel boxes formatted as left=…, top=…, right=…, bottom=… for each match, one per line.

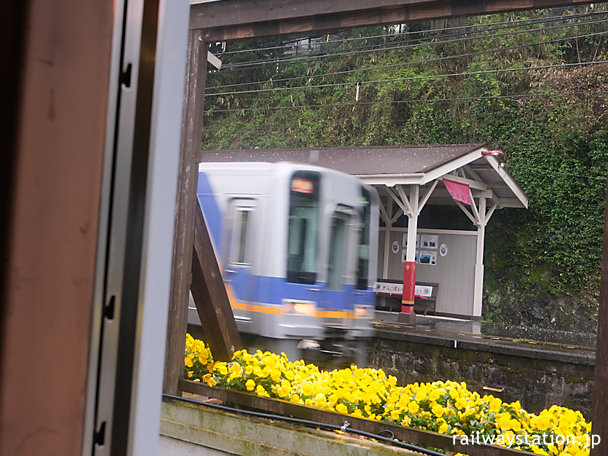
left=406, top=185, right=420, bottom=262
left=472, top=196, right=487, bottom=317
left=382, top=199, right=393, bottom=279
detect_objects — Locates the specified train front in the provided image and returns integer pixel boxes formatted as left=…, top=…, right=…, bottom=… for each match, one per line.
left=192, top=162, right=378, bottom=364
left=276, top=166, right=379, bottom=362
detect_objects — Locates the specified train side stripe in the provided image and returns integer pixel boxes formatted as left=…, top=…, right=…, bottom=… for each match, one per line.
left=231, top=302, right=284, bottom=315
left=315, top=310, right=355, bottom=319
left=226, top=283, right=356, bottom=318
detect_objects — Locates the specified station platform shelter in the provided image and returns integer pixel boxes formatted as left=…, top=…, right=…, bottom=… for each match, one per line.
left=199, top=144, right=528, bottom=320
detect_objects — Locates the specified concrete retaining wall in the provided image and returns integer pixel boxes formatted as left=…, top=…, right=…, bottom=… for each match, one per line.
left=367, top=332, right=594, bottom=418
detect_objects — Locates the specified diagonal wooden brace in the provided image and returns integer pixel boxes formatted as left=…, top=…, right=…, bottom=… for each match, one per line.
left=191, top=199, right=241, bottom=361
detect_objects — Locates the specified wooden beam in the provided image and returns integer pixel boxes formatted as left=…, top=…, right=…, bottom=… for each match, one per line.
left=385, top=186, right=411, bottom=217
left=191, top=199, right=242, bottom=361
left=468, top=164, right=494, bottom=172
left=455, top=199, right=477, bottom=225
left=191, top=0, right=605, bottom=40
left=440, top=174, right=488, bottom=191
left=391, top=207, right=404, bottom=225
left=164, top=30, right=208, bottom=396
left=469, top=189, right=482, bottom=226
left=207, top=51, right=222, bottom=70
left=190, top=0, right=438, bottom=31
left=378, top=198, right=391, bottom=224
left=417, top=180, right=438, bottom=214
left=396, top=184, right=415, bottom=217
left=485, top=202, right=498, bottom=225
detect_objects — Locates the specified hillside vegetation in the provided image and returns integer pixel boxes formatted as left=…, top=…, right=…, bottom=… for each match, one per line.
left=201, top=6, right=608, bottom=332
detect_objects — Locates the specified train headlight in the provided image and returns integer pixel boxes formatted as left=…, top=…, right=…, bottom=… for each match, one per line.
left=283, top=299, right=316, bottom=316
left=354, top=304, right=374, bottom=319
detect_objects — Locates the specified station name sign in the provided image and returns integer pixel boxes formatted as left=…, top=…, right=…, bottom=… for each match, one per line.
left=374, top=281, right=433, bottom=298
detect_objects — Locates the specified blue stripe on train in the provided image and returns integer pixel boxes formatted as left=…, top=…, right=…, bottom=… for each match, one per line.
left=228, top=267, right=375, bottom=310
left=197, top=172, right=224, bottom=257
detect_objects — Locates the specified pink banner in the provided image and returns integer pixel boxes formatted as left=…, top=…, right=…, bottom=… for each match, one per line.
left=443, top=179, right=471, bottom=206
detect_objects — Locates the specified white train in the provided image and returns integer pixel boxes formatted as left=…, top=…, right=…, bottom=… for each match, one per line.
left=188, top=161, right=378, bottom=357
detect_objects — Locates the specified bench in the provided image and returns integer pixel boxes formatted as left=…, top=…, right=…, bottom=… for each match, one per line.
left=374, top=279, right=439, bottom=315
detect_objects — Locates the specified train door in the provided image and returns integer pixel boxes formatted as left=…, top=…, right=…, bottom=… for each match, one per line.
left=223, top=199, right=256, bottom=312
left=287, top=172, right=320, bottom=286
left=354, top=186, right=378, bottom=305
left=352, top=186, right=378, bottom=337
left=322, top=206, right=358, bottom=325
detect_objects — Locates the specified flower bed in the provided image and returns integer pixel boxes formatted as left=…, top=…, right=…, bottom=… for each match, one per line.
left=185, top=334, right=592, bottom=455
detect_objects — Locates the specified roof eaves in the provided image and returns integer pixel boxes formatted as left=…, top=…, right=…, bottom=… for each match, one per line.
left=356, top=173, right=424, bottom=186
left=420, top=147, right=486, bottom=184
left=484, top=155, right=529, bottom=209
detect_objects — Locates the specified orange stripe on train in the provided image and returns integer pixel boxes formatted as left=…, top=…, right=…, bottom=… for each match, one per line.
left=226, top=285, right=354, bottom=319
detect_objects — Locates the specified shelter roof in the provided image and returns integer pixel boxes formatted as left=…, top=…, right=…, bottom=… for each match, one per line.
left=200, top=144, right=480, bottom=175
left=199, top=144, right=528, bottom=209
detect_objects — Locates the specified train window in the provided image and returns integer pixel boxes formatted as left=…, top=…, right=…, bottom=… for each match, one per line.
left=228, top=202, right=254, bottom=265
left=327, top=213, right=348, bottom=291
left=356, top=187, right=371, bottom=290
left=235, top=209, right=250, bottom=263
left=287, top=172, right=320, bottom=284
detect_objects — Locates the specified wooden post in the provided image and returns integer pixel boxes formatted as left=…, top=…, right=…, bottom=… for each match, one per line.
left=191, top=200, right=241, bottom=360
left=591, top=178, right=608, bottom=454
left=163, top=30, right=208, bottom=395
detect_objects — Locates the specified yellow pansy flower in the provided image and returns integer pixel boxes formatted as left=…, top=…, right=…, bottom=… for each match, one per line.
left=184, top=354, right=194, bottom=368
left=408, top=401, right=419, bottom=414
left=336, top=403, right=348, bottom=414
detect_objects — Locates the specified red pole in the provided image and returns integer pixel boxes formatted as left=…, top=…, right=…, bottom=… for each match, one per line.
left=402, top=261, right=416, bottom=313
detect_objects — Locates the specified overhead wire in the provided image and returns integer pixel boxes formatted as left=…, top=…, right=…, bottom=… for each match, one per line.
left=214, top=14, right=608, bottom=71
left=205, top=59, right=608, bottom=98
left=218, top=13, right=552, bottom=56
left=204, top=90, right=608, bottom=114
left=216, top=9, right=608, bottom=58
left=205, top=29, right=608, bottom=92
